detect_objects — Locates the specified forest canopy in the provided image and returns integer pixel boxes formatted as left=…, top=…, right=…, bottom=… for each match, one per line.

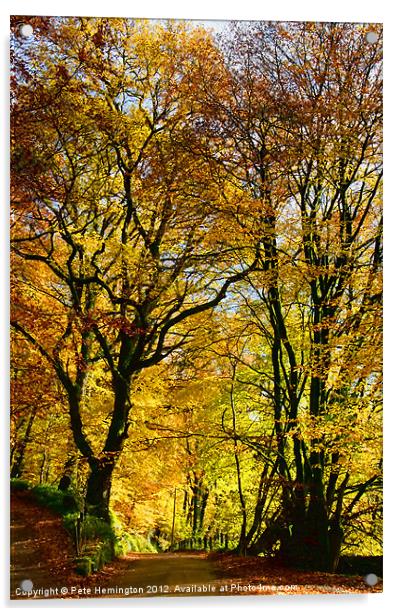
left=10, top=17, right=382, bottom=573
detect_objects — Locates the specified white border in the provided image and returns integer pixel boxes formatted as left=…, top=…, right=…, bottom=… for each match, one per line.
left=0, top=0, right=388, bottom=21
left=2, top=1, right=397, bottom=614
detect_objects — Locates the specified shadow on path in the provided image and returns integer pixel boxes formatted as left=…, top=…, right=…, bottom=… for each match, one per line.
left=99, top=553, right=219, bottom=597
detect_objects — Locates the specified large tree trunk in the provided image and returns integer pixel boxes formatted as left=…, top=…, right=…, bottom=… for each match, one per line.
left=85, top=458, right=115, bottom=522
left=277, top=465, right=332, bottom=572
left=305, top=478, right=331, bottom=571
left=85, top=370, right=132, bottom=521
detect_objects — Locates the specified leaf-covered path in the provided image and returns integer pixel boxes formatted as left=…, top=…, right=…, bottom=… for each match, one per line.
left=11, top=490, right=382, bottom=600
left=10, top=489, right=85, bottom=598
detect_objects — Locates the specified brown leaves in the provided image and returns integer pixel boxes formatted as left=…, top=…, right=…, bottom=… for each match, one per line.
left=211, top=553, right=382, bottom=594
left=56, top=64, right=69, bottom=81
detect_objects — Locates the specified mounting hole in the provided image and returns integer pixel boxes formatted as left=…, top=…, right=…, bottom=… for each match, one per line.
left=364, top=573, right=378, bottom=586
left=20, top=579, right=33, bottom=592
left=365, top=31, right=378, bottom=44
left=19, top=23, right=34, bottom=38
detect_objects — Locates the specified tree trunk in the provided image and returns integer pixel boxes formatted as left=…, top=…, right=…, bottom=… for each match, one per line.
left=329, top=521, right=344, bottom=573
left=198, top=486, right=209, bottom=533
left=84, top=370, right=132, bottom=521
left=192, top=474, right=201, bottom=535
left=245, top=459, right=279, bottom=549
left=85, top=458, right=115, bottom=522
left=279, top=476, right=331, bottom=571
left=39, top=452, right=48, bottom=484
left=10, top=411, right=36, bottom=478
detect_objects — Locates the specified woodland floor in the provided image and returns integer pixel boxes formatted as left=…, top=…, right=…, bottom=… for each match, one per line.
left=10, top=490, right=382, bottom=600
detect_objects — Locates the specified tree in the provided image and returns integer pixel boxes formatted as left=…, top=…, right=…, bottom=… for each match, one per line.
left=200, top=21, right=382, bottom=570
left=10, top=19, right=382, bottom=571
left=11, top=17, right=258, bottom=521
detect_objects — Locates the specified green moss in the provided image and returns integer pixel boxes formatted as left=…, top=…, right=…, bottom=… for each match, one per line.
left=63, top=511, right=80, bottom=533
left=31, top=484, right=80, bottom=515
left=10, top=478, right=31, bottom=491
left=75, top=556, right=92, bottom=576
left=76, top=539, right=115, bottom=575
left=71, top=514, right=117, bottom=575
left=81, top=514, right=115, bottom=542
left=13, top=482, right=157, bottom=575
left=12, top=481, right=121, bottom=576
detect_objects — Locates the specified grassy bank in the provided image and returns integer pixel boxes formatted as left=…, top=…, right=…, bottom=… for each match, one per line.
left=10, top=479, right=157, bottom=575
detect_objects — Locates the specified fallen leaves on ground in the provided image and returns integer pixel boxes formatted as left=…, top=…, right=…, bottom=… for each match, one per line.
left=11, top=491, right=382, bottom=599
left=208, top=553, right=382, bottom=594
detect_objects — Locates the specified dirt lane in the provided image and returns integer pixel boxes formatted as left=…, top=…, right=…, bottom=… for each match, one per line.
left=10, top=490, right=220, bottom=600
left=98, top=553, right=219, bottom=597
left=11, top=489, right=382, bottom=600
left=10, top=490, right=79, bottom=598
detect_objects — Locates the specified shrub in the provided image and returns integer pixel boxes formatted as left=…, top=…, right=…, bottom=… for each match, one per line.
left=31, top=484, right=80, bottom=515
left=10, top=478, right=31, bottom=491
left=81, top=514, right=115, bottom=542
left=114, top=530, right=158, bottom=557
left=75, top=556, right=93, bottom=576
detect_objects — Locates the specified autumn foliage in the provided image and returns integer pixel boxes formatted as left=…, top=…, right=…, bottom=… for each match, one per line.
left=10, top=17, right=382, bottom=574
